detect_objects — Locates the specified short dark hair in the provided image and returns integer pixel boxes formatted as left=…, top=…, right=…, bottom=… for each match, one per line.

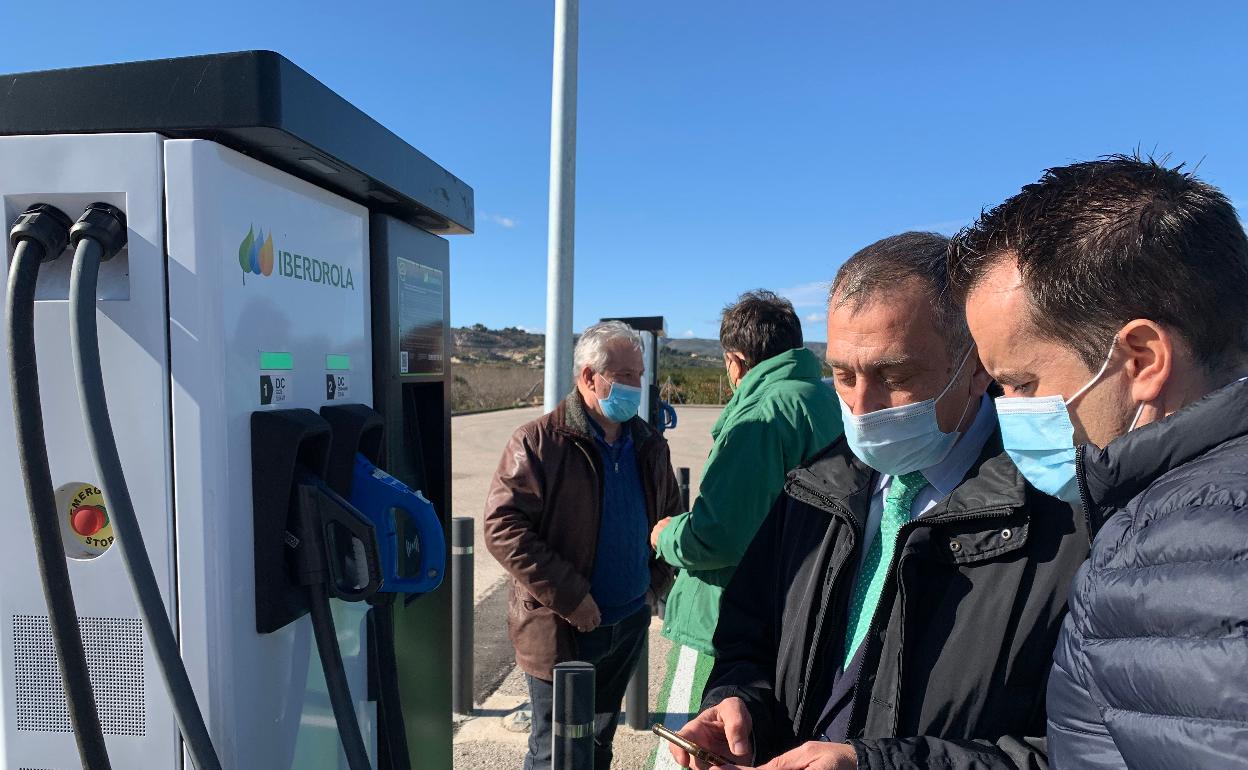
left=829, top=231, right=968, bottom=354
left=948, top=154, right=1248, bottom=372
left=720, top=290, right=804, bottom=367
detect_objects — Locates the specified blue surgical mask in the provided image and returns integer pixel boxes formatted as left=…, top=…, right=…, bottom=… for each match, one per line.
left=597, top=379, right=642, bottom=423
left=995, top=346, right=1143, bottom=504
left=840, top=348, right=976, bottom=476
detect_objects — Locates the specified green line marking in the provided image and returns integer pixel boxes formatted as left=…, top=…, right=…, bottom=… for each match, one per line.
left=259, top=351, right=293, bottom=370
left=325, top=354, right=351, bottom=371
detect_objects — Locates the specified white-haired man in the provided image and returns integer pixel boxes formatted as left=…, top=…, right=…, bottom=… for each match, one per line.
left=485, top=320, right=680, bottom=770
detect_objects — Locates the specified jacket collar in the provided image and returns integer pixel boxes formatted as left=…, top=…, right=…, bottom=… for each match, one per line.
left=786, top=427, right=1026, bottom=526
left=556, top=390, right=657, bottom=448
left=714, top=347, right=824, bottom=437
left=1081, top=376, right=1248, bottom=511
left=785, top=437, right=875, bottom=524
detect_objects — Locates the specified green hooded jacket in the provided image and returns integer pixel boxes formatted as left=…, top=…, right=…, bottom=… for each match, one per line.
left=658, top=346, right=842, bottom=655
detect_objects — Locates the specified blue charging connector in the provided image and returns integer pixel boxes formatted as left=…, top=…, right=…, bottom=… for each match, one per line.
left=660, top=401, right=678, bottom=433
left=349, top=454, right=446, bottom=595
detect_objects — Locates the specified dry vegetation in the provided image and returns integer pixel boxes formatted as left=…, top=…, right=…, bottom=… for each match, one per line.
left=450, top=325, right=827, bottom=413
left=452, top=363, right=543, bottom=413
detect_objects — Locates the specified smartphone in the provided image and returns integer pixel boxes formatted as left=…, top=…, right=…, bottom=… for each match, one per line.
left=652, top=723, right=732, bottom=767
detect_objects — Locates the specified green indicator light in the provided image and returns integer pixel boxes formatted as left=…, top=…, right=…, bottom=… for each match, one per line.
left=325, top=354, right=351, bottom=371
left=260, top=352, right=294, bottom=370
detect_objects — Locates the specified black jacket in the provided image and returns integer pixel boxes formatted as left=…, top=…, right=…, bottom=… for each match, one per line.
left=703, top=430, right=1090, bottom=769
left=1047, top=378, right=1248, bottom=769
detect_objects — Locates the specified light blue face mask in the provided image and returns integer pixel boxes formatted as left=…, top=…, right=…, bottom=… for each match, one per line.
left=840, top=347, right=976, bottom=476
left=596, top=379, right=643, bottom=423
left=995, top=346, right=1143, bottom=504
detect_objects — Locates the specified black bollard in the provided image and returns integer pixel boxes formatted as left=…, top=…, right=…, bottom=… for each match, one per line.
left=624, top=635, right=649, bottom=730
left=678, top=467, right=691, bottom=511
left=552, top=661, right=596, bottom=770
left=452, top=517, right=474, bottom=716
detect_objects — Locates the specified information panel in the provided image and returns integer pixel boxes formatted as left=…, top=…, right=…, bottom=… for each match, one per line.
left=396, top=257, right=445, bottom=375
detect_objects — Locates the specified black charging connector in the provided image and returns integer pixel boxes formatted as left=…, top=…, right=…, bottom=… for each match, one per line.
left=251, top=410, right=380, bottom=770
left=287, top=470, right=380, bottom=770
left=290, top=469, right=382, bottom=601
left=320, top=404, right=412, bottom=769
left=69, top=202, right=126, bottom=259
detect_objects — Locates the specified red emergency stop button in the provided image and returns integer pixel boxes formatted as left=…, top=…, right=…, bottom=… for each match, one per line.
left=71, top=505, right=107, bottom=537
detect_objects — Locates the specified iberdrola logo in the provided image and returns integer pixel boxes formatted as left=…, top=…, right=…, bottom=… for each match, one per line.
left=236, top=224, right=355, bottom=290
left=238, top=225, right=275, bottom=279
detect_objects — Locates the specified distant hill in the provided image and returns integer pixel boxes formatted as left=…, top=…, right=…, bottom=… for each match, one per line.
left=661, top=337, right=722, bottom=358
left=452, top=324, right=546, bottom=366
left=452, top=324, right=825, bottom=368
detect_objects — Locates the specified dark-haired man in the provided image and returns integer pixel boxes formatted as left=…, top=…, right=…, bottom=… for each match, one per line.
left=671, top=234, right=1089, bottom=769
left=950, top=155, right=1248, bottom=769
left=652, top=290, right=841, bottom=723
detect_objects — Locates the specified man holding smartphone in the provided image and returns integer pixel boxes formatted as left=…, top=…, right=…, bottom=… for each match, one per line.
left=671, top=233, right=1090, bottom=769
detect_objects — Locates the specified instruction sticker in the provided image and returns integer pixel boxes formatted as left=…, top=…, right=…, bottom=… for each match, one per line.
left=396, top=258, right=445, bottom=376
left=260, top=374, right=290, bottom=406
left=325, top=373, right=350, bottom=401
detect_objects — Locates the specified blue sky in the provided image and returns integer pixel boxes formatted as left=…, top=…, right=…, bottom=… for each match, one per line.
left=4, top=1, right=1247, bottom=341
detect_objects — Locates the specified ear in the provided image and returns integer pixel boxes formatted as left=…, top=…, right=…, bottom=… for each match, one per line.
left=1118, top=319, right=1171, bottom=404
left=968, top=355, right=993, bottom=399
left=578, top=364, right=597, bottom=390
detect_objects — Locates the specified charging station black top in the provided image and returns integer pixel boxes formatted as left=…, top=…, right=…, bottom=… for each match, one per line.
left=0, top=51, right=473, bottom=235
left=602, top=316, right=667, bottom=334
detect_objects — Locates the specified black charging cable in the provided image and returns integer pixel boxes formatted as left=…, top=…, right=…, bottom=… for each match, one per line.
left=7, top=204, right=113, bottom=770
left=309, top=584, right=373, bottom=770
left=67, top=203, right=223, bottom=770
left=291, top=469, right=380, bottom=770
left=369, top=593, right=412, bottom=770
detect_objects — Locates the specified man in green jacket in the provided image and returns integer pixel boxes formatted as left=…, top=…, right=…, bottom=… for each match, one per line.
left=649, top=289, right=842, bottom=730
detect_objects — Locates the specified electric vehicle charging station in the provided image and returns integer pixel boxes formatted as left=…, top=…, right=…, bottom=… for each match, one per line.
left=0, top=51, right=469, bottom=770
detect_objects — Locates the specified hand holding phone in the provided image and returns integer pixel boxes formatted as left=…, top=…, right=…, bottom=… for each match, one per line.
left=653, top=724, right=732, bottom=767
left=655, top=697, right=754, bottom=768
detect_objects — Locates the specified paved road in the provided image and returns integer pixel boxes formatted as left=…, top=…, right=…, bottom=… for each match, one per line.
left=452, top=405, right=721, bottom=602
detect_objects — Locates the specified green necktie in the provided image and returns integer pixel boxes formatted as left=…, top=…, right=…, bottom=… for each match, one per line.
left=841, top=470, right=927, bottom=669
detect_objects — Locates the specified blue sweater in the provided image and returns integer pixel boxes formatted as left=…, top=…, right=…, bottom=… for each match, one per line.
left=588, top=422, right=650, bottom=625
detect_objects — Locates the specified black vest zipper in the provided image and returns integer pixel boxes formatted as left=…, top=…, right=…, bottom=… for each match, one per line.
left=1075, top=443, right=1097, bottom=539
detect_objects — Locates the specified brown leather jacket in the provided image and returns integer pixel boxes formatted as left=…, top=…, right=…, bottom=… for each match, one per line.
left=484, top=392, right=679, bottom=679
